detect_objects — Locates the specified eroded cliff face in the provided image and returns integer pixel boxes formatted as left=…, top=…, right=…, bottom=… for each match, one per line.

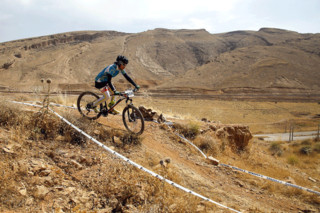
left=1, top=31, right=128, bottom=50
left=22, top=31, right=128, bottom=50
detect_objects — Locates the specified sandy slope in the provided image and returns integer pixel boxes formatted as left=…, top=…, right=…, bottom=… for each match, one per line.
left=0, top=100, right=319, bottom=212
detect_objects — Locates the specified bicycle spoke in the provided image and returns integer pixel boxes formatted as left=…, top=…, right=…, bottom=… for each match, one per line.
left=77, top=92, right=102, bottom=120
left=122, top=105, right=144, bottom=135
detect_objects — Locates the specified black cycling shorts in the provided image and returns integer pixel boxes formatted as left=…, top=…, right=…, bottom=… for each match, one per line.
left=95, top=81, right=108, bottom=89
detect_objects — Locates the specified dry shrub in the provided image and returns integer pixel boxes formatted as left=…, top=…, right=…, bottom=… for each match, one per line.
left=300, top=146, right=312, bottom=155
left=194, top=134, right=219, bottom=156
left=280, top=186, right=320, bottom=206
left=173, top=122, right=200, bottom=139
left=287, top=155, right=299, bottom=165
left=0, top=102, right=24, bottom=128
left=79, top=156, right=201, bottom=212
left=0, top=102, right=217, bottom=212
left=281, top=187, right=303, bottom=197
left=269, top=142, right=283, bottom=156
left=120, top=133, right=142, bottom=146
left=0, top=102, right=102, bottom=145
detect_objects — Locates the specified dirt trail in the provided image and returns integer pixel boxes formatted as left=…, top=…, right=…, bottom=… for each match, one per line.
left=94, top=113, right=315, bottom=212
left=1, top=101, right=318, bottom=212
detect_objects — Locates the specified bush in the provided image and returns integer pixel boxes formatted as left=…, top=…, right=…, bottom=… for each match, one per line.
left=194, top=135, right=219, bottom=156
left=287, top=155, right=299, bottom=165
left=173, top=122, right=200, bottom=139
left=269, top=142, right=283, bottom=156
left=120, top=133, right=142, bottom=146
left=300, top=146, right=312, bottom=155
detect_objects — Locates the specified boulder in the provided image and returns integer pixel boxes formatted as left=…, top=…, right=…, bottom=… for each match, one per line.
left=215, top=125, right=252, bottom=151
left=34, top=185, right=49, bottom=198
left=139, top=106, right=166, bottom=123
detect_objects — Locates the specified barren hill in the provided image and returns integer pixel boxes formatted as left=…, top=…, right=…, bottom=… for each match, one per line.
left=0, top=28, right=319, bottom=101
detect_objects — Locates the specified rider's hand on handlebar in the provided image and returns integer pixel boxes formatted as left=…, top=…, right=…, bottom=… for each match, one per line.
left=134, top=85, right=140, bottom=92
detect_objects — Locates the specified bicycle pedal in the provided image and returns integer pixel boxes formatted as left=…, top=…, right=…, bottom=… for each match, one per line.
left=101, top=108, right=108, bottom=117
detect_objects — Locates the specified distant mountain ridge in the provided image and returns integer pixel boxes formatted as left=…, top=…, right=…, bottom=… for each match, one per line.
left=0, top=28, right=319, bottom=101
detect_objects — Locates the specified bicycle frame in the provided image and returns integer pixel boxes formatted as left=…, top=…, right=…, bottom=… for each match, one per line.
left=106, top=94, right=133, bottom=113
left=77, top=88, right=144, bottom=134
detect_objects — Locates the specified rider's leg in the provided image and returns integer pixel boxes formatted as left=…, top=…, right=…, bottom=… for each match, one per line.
left=93, top=87, right=110, bottom=108
left=108, top=89, right=120, bottom=114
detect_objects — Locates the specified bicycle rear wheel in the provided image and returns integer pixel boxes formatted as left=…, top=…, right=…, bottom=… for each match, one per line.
left=77, top=91, right=102, bottom=120
left=122, top=105, right=145, bottom=135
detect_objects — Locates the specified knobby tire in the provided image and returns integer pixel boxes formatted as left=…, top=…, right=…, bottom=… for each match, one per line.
left=77, top=91, right=102, bottom=120
left=122, top=105, right=145, bottom=135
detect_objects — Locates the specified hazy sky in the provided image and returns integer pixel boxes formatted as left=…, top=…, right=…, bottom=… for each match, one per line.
left=1, top=0, right=319, bottom=42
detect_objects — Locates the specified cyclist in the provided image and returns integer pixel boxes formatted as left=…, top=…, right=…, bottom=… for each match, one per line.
left=92, top=55, right=140, bottom=114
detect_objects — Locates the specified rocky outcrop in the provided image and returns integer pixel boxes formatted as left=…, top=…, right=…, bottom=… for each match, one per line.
left=215, top=125, right=253, bottom=151
left=2, top=60, right=14, bottom=69
left=23, top=31, right=128, bottom=50
left=138, top=106, right=166, bottom=123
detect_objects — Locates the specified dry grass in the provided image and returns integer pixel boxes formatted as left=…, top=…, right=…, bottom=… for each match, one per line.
left=172, top=121, right=200, bottom=139
left=134, top=96, right=320, bottom=134
left=1, top=94, right=319, bottom=211
left=269, top=142, right=283, bottom=156
left=0, top=99, right=217, bottom=212
left=193, top=134, right=219, bottom=156
left=287, top=155, right=299, bottom=165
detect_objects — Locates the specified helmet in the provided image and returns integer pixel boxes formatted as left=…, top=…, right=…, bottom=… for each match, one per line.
left=116, top=55, right=129, bottom=65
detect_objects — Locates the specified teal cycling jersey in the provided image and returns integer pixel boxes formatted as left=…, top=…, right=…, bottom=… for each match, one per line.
left=95, top=64, right=126, bottom=82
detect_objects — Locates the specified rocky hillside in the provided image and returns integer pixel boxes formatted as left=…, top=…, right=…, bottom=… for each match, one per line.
left=0, top=28, right=319, bottom=100
left=0, top=99, right=320, bottom=212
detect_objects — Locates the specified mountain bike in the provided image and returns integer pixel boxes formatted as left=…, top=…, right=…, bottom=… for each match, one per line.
left=77, top=88, right=144, bottom=135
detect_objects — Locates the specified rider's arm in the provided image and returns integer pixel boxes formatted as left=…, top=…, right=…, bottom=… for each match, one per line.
left=122, top=72, right=138, bottom=88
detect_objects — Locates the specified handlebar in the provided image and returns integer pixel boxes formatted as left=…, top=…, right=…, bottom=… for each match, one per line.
left=116, top=88, right=139, bottom=97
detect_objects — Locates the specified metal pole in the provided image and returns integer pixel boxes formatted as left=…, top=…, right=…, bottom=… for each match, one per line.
left=289, top=126, right=292, bottom=142
left=291, top=125, right=294, bottom=141
left=317, top=123, right=320, bottom=141
left=289, top=125, right=294, bottom=142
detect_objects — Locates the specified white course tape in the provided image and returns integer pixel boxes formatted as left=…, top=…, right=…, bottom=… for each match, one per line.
left=49, top=109, right=241, bottom=213
left=156, top=121, right=208, bottom=159
left=49, top=102, right=77, bottom=109
left=220, top=163, right=320, bottom=196
left=176, top=133, right=208, bottom=159
left=11, top=100, right=320, bottom=197
left=8, top=101, right=240, bottom=212
left=10, top=101, right=43, bottom=108
left=164, top=121, right=320, bottom=196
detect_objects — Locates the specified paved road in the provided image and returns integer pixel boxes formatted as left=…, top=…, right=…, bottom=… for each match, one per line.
left=254, top=131, right=319, bottom=141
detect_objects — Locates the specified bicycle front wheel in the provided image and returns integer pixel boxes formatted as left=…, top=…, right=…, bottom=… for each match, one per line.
left=122, top=105, right=145, bottom=135
left=77, top=91, right=102, bottom=120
